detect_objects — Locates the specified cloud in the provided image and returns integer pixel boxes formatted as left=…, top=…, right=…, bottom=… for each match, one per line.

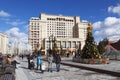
left=108, top=4, right=120, bottom=16
left=93, top=17, right=120, bottom=42
left=81, top=20, right=88, bottom=22
left=92, top=21, right=102, bottom=30
left=5, top=27, right=28, bottom=44
left=0, top=10, right=11, bottom=17
left=6, top=20, right=25, bottom=26
left=23, top=24, right=29, bottom=31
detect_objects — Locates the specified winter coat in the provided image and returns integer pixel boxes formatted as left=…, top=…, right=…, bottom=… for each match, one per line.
left=54, top=54, right=61, bottom=64
left=37, top=54, right=41, bottom=65
left=48, top=56, right=53, bottom=63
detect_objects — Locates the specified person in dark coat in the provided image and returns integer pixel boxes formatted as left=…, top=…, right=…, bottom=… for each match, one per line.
left=21, top=54, right=24, bottom=59
left=27, top=53, right=33, bottom=69
left=54, top=51, right=61, bottom=72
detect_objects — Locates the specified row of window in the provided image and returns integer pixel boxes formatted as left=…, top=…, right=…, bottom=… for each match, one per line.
left=30, top=22, right=39, bottom=26
left=47, top=18, right=74, bottom=22
left=47, top=22, right=74, bottom=26
left=30, top=28, right=39, bottom=30
left=30, top=20, right=74, bottom=26
left=46, top=41, right=80, bottom=48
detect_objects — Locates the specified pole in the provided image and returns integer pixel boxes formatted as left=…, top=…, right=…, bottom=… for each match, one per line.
left=49, top=37, right=50, bottom=49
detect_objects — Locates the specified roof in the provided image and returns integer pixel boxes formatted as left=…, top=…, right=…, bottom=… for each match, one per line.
left=110, top=40, right=120, bottom=50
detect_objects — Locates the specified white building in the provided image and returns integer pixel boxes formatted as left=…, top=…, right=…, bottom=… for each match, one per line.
left=0, top=32, right=8, bottom=54
left=28, top=13, right=90, bottom=53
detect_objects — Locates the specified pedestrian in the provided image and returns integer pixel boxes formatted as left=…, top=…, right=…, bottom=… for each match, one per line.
left=36, top=53, right=43, bottom=73
left=11, top=55, right=20, bottom=68
left=72, top=51, right=75, bottom=57
left=21, top=54, right=24, bottom=60
left=66, top=52, right=70, bottom=57
left=54, top=50, right=61, bottom=72
left=6, top=54, right=12, bottom=64
left=47, top=53, right=53, bottom=72
left=27, top=53, right=33, bottom=69
left=0, top=53, right=3, bottom=64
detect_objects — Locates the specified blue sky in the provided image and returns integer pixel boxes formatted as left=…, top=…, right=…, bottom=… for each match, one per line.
left=0, top=0, right=120, bottom=44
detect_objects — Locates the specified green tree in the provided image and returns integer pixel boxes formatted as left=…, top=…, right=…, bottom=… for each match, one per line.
left=81, top=23, right=101, bottom=59
left=97, top=41, right=105, bottom=55
left=77, top=42, right=81, bottom=55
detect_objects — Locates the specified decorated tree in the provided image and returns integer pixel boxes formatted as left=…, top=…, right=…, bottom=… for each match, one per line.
left=52, top=37, right=59, bottom=59
left=53, top=37, right=58, bottom=52
left=33, top=47, right=38, bottom=55
left=60, top=45, right=64, bottom=56
left=38, top=44, right=43, bottom=54
left=81, top=23, right=101, bottom=59
left=38, top=42, right=45, bottom=55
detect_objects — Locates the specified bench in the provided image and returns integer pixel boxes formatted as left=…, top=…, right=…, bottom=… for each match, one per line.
left=0, top=74, right=15, bottom=80
left=0, top=64, right=15, bottom=80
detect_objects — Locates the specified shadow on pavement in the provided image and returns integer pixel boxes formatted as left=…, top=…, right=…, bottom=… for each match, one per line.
left=60, top=68, right=69, bottom=71
left=20, top=66, right=29, bottom=69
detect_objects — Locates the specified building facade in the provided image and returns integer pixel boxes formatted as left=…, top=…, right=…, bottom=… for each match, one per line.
left=0, top=32, right=8, bottom=54
left=28, top=13, right=90, bottom=53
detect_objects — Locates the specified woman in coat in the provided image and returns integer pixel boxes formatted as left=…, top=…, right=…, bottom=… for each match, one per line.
left=36, top=53, right=43, bottom=73
left=47, top=53, right=53, bottom=72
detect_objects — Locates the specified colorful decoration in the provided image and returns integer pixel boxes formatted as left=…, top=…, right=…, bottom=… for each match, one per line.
left=73, top=23, right=109, bottom=64
left=53, top=37, right=58, bottom=52
left=81, top=23, right=101, bottom=59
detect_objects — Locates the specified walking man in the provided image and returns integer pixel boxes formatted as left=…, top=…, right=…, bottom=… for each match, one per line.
left=54, top=51, right=61, bottom=72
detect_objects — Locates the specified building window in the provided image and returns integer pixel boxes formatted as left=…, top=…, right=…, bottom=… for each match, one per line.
left=68, top=41, right=71, bottom=48
left=62, top=41, right=66, bottom=48
left=72, top=41, right=76, bottom=48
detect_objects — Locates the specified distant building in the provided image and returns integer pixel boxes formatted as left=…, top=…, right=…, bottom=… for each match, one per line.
left=28, top=13, right=90, bottom=54
left=110, top=40, right=120, bottom=50
left=0, top=32, right=8, bottom=54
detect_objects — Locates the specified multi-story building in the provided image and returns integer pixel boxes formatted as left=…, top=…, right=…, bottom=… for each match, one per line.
left=0, top=32, right=8, bottom=54
left=28, top=13, right=89, bottom=53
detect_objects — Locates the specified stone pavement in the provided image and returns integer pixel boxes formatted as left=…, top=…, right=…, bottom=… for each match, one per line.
left=15, top=56, right=120, bottom=80
left=61, top=57, right=120, bottom=77
left=15, top=57, right=28, bottom=80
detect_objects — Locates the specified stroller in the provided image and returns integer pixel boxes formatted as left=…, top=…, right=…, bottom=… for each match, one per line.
left=29, top=60, right=35, bottom=69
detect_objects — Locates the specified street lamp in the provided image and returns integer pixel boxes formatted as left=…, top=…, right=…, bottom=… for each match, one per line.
left=51, top=34, right=54, bottom=50
left=49, top=34, right=54, bottom=50
left=48, top=34, right=55, bottom=54
left=49, top=37, right=50, bottom=50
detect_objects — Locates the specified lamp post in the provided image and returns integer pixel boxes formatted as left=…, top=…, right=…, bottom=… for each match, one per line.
left=49, top=34, right=54, bottom=54
left=51, top=34, right=54, bottom=50
left=49, top=37, right=51, bottom=50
